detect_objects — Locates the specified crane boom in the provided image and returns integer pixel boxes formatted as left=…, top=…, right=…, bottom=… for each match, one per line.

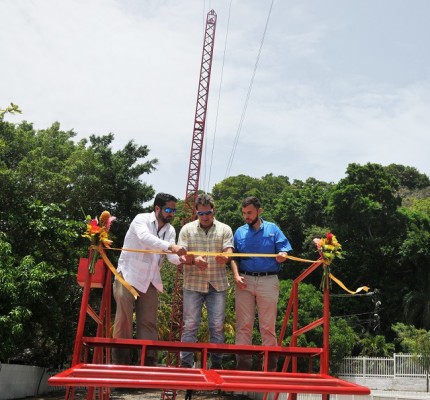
left=183, top=9, right=217, bottom=223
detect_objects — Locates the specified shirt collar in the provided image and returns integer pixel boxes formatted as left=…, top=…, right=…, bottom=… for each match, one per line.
left=150, top=211, right=170, bottom=232
left=246, top=218, right=264, bottom=232
left=197, top=217, right=217, bottom=230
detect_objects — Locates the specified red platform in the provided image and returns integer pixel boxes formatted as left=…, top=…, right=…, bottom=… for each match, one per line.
left=49, top=255, right=370, bottom=400
left=50, top=364, right=369, bottom=395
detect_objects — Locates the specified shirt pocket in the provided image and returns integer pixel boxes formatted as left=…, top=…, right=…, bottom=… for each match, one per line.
left=260, top=233, right=276, bottom=253
left=235, top=237, right=247, bottom=251
left=127, top=259, right=152, bottom=282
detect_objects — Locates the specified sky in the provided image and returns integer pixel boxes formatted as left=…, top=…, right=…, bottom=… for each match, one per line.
left=1, top=0, right=429, bottom=200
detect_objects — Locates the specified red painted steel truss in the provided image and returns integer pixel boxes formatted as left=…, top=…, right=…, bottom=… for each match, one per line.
left=182, top=9, right=217, bottom=221
left=49, top=258, right=370, bottom=399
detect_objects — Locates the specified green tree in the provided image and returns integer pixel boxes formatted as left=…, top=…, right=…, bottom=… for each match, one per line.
left=274, top=178, right=333, bottom=255
left=0, top=102, right=21, bottom=120
left=385, top=164, right=430, bottom=190
left=327, top=163, right=407, bottom=335
left=358, top=334, right=395, bottom=357
left=212, top=174, right=264, bottom=232
left=398, top=204, right=430, bottom=329
left=212, top=174, right=291, bottom=232
left=277, top=280, right=356, bottom=373
left=0, top=119, right=157, bottom=367
left=415, top=331, right=430, bottom=392
left=392, top=322, right=419, bottom=352
left=392, top=323, right=430, bottom=392
left=330, top=317, right=359, bottom=374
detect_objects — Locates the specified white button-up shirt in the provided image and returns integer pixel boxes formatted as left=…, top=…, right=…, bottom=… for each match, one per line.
left=117, top=212, right=180, bottom=293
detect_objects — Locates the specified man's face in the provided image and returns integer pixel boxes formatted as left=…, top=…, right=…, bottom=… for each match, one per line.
left=156, top=200, right=177, bottom=224
left=196, top=204, right=214, bottom=228
left=242, top=204, right=261, bottom=227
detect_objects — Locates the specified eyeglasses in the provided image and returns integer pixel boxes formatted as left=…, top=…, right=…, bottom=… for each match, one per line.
left=197, top=210, right=214, bottom=216
left=163, top=207, right=177, bottom=214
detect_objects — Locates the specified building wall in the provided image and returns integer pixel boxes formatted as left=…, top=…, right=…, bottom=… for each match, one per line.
left=0, top=364, right=52, bottom=400
left=340, top=376, right=429, bottom=393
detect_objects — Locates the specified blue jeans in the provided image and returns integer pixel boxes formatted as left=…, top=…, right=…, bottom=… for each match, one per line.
left=180, top=286, right=226, bottom=368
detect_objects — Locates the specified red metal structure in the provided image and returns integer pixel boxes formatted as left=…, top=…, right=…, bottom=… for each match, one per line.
left=182, top=9, right=217, bottom=223
left=49, top=252, right=370, bottom=399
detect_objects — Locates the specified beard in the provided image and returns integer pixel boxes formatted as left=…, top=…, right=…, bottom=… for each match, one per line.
left=247, top=215, right=260, bottom=228
left=157, top=212, right=171, bottom=224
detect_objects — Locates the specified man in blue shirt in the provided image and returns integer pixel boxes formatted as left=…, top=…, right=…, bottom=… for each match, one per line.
left=231, top=196, right=292, bottom=371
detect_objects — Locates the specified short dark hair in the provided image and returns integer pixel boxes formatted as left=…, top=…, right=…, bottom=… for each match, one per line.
left=242, top=196, right=261, bottom=209
left=153, top=193, right=177, bottom=210
left=195, top=193, right=214, bottom=209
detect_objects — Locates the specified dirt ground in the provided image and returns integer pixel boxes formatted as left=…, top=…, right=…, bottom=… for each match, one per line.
left=27, top=388, right=251, bottom=400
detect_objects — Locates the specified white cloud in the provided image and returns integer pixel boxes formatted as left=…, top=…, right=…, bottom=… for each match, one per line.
left=1, top=0, right=429, bottom=200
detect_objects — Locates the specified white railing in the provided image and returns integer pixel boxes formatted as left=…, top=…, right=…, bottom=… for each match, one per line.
left=338, top=354, right=427, bottom=378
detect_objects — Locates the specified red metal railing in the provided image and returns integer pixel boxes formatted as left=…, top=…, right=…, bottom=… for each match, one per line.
left=49, top=256, right=370, bottom=400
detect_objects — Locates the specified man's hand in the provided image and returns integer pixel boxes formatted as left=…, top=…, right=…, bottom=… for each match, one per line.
left=180, top=254, right=195, bottom=265
left=215, top=254, right=229, bottom=265
left=234, top=275, right=247, bottom=289
left=194, top=256, right=208, bottom=271
left=275, top=252, right=288, bottom=263
left=169, top=244, right=187, bottom=257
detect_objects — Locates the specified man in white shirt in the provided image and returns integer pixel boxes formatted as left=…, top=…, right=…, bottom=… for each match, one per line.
left=112, top=193, right=186, bottom=365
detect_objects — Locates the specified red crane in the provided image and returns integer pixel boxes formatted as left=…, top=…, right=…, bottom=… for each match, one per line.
left=182, top=9, right=217, bottom=223
left=162, top=9, right=217, bottom=400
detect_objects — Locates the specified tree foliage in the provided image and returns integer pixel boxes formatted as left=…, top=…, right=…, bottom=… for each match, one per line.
left=392, top=323, right=430, bottom=386
left=211, top=163, right=430, bottom=360
left=0, top=119, right=157, bottom=366
left=358, top=334, right=395, bottom=357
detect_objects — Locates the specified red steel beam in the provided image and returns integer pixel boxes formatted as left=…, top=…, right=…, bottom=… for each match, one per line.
left=49, top=364, right=370, bottom=395
left=182, top=9, right=217, bottom=223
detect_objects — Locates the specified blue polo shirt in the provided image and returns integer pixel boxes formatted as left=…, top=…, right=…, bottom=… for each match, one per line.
left=234, top=219, right=293, bottom=273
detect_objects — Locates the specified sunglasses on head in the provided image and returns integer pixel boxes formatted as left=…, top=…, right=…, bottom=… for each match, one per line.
left=163, top=207, right=177, bottom=214
left=197, top=210, right=214, bottom=216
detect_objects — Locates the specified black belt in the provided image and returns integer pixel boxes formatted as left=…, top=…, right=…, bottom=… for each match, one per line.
left=240, top=271, right=278, bottom=276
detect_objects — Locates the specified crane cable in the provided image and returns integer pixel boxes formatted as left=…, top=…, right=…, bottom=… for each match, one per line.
left=224, top=0, right=275, bottom=179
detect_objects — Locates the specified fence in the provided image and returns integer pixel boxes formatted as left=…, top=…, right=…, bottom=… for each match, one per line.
left=338, top=354, right=428, bottom=378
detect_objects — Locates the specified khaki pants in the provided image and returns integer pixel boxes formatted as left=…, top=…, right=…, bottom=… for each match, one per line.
left=112, top=279, right=159, bottom=365
left=235, top=274, right=279, bottom=370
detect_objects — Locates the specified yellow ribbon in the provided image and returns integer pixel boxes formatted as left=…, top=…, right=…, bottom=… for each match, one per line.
left=96, top=246, right=368, bottom=296
left=329, top=273, right=369, bottom=295
left=110, top=247, right=316, bottom=264
left=94, top=245, right=139, bottom=299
